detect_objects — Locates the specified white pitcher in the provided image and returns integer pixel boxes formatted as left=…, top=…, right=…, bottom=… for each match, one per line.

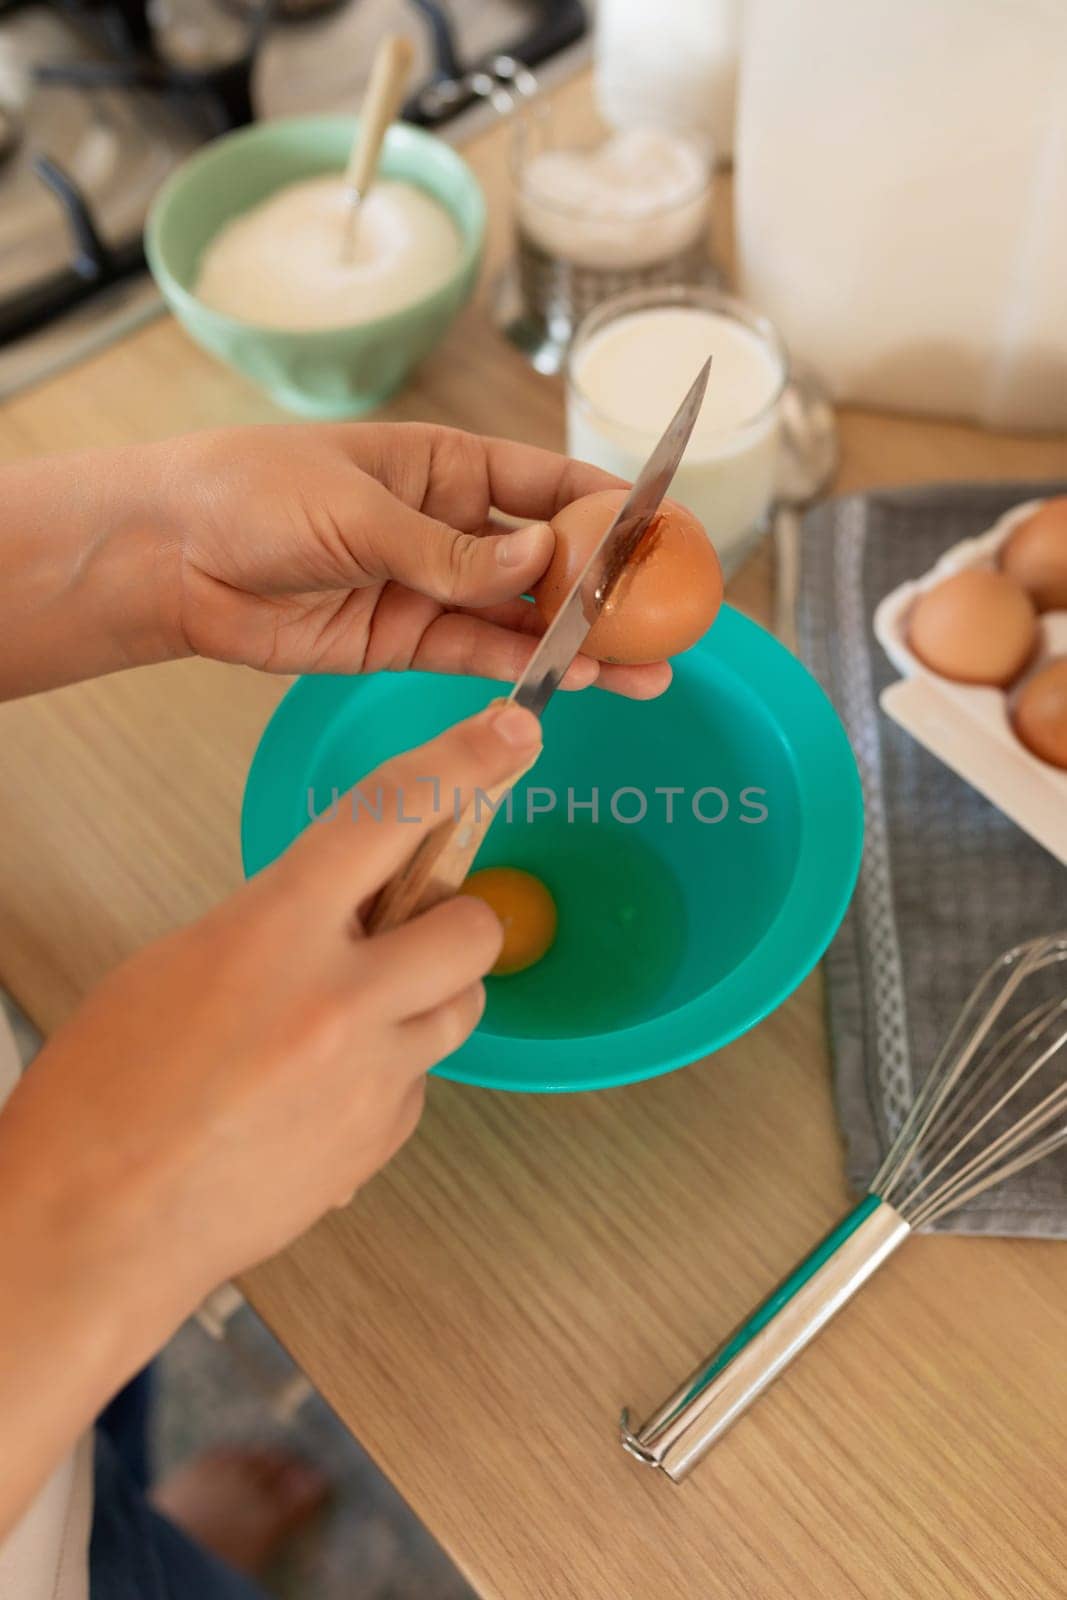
left=736, top=0, right=1067, bottom=430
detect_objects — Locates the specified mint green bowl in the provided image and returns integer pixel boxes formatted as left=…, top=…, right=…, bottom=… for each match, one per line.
left=145, top=115, right=486, bottom=418
left=240, top=607, right=864, bottom=1093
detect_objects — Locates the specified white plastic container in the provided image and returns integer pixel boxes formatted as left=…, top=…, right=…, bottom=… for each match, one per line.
left=595, top=0, right=741, bottom=162
left=874, top=503, right=1067, bottom=866
left=736, top=0, right=1067, bottom=429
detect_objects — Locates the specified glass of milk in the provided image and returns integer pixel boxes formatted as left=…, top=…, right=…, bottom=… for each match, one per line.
left=503, top=106, right=713, bottom=374
left=567, top=286, right=787, bottom=577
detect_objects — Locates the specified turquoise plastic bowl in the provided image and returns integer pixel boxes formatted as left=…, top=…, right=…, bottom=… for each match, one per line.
left=241, top=606, right=863, bottom=1092
left=145, top=115, right=485, bottom=418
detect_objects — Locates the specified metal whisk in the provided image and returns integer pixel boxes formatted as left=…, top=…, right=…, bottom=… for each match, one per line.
left=621, top=932, right=1067, bottom=1482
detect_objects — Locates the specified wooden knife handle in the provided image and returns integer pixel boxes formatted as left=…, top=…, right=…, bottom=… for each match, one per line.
left=365, top=751, right=537, bottom=934
left=364, top=768, right=527, bottom=933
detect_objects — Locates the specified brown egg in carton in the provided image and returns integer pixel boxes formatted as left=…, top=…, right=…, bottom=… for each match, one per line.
left=874, top=498, right=1067, bottom=867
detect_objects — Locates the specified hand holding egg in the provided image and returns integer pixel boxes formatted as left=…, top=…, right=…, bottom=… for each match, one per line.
left=142, top=423, right=677, bottom=698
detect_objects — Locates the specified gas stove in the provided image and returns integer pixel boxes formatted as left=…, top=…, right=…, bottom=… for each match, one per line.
left=0, top=0, right=587, bottom=398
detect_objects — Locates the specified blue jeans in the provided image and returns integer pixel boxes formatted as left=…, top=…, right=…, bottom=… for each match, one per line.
left=90, top=1372, right=265, bottom=1600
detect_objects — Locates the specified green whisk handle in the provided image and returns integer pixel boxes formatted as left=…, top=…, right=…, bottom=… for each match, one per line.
left=621, top=1195, right=910, bottom=1482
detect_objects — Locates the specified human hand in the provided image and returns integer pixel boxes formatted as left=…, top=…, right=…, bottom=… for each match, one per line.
left=0, top=703, right=539, bottom=1334
left=151, top=422, right=672, bottom=699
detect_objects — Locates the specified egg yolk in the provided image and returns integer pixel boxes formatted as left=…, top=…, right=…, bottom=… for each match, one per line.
left=460, top=867, right=557, bottom=976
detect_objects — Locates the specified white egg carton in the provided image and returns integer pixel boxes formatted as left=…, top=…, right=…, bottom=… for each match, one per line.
left=873, top=499, right=1067, bottom=867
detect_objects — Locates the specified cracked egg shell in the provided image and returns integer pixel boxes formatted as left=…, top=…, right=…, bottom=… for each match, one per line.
left=534, top=488, right=723, bottom=665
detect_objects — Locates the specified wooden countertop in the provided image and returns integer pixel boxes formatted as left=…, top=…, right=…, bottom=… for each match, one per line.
left=2, top=74, right=1067, bottom=1600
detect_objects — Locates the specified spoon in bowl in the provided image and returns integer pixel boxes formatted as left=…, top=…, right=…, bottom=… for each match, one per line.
left=341, top=33, right=415, bottom=265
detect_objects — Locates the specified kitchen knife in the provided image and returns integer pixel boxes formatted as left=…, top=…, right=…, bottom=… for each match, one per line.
left=366, top=356, right=711, bottom=933
left=509, top=354, right=711, bottom=718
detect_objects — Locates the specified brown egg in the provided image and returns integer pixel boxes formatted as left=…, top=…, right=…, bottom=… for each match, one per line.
left=1013, top=657, right=1067, bottom=770
left=1000, top=497, right=1067, bottom=611
left=907, top=568, right=1037, bottom=686
left=534, top=489, right=723, bottom=665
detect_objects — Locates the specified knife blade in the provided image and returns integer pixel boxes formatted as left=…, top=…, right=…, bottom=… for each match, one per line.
left=509, top=354, right=712, bottom=718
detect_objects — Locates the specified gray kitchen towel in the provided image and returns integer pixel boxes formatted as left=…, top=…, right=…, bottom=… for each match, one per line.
left=797, top=481, right=1067, bottom=1237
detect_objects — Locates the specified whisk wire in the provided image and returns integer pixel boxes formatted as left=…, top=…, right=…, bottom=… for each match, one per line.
left=908, top=1092, right=1067, bottom=1226
left=876, top=935, right=1067, bottom=1227
left=909, top=1118, right=1067, bottom=1228
left=903, top=1020, right=1036, bottom=1190
left=899, top=1000, right=1067, bottom=1217
left=874, top=938, right=1041, bottom=1204
left=912, top=995, right=1065, bottom=1172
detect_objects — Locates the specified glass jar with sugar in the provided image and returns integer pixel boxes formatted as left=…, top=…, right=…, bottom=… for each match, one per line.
left=499, top=109, right=714, bottom=374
